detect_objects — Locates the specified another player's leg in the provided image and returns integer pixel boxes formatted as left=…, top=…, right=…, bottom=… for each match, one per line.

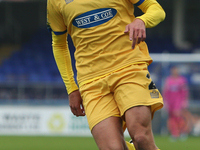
left=125, top=106, right=158, bottom=150
left=167, top=114, right=180, bottom=141
left=92, top=116, right=128, bottom=150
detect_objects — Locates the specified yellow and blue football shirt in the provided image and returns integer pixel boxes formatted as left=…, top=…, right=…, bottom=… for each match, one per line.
left=47, top=0, right=165, bottom=94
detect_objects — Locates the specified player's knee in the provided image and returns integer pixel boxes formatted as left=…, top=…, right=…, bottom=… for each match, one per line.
left=134, top=134, right=148, bottom=146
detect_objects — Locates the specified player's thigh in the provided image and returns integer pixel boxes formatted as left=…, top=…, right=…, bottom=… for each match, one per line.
left=125, top=106, right=152, bottom=131
left=92, top=116, right=127, bottom=150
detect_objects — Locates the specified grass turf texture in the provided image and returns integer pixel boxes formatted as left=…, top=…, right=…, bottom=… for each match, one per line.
left=0, top=135, right=199, bottom=150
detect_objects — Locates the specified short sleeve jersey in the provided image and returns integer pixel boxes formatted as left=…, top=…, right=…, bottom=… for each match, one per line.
left=47, top=0, right=153, bottom=84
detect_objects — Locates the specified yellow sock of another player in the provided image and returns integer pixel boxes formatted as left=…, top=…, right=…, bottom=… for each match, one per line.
left=126, top=141, right=135, bottom=150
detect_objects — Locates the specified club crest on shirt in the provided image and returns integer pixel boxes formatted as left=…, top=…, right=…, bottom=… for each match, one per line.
left=65, top=0, right=73, bottom=4
left=150, top=90, right=159, bottom=98
left=72, top=8, right=117, bottom=28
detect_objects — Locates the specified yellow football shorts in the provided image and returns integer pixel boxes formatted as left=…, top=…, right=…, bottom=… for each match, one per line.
left=79, top=63, right=163, bottom=131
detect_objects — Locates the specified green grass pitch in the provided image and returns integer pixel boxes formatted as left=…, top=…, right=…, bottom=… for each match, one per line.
left=0, top=135, right=199, bottom=150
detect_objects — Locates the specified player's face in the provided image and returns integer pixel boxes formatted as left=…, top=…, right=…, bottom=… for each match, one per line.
left=171, top=67, right=179, bottom=77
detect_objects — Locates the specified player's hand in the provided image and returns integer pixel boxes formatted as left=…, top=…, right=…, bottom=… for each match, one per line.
left=124, top=18, right=146, bottom=49
left=69, top=90, right=85, bottom=117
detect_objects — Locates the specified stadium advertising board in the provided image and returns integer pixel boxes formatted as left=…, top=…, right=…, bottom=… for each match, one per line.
left=0, top=106, right=91, bottom=136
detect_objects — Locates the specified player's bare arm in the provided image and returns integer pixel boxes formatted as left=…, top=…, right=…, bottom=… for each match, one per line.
left=69, top=90, right=85, bottom=117
left=124, top=18, right=146, bottom=49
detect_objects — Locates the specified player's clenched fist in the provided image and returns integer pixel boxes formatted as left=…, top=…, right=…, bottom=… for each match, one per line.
left=69, top=90, right=85, bottom=117
left=124, top=18, right=146, bottom=49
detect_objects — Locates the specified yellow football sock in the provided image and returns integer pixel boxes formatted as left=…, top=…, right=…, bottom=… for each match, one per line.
left=126, top=141, right=160, bottom=150
left=126, top=141, right=135, bottom=150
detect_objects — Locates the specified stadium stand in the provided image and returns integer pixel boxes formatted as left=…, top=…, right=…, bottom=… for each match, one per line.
left=0, top=28, right=200, bottom=101
left=0, top=29, right=78, bottom=84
